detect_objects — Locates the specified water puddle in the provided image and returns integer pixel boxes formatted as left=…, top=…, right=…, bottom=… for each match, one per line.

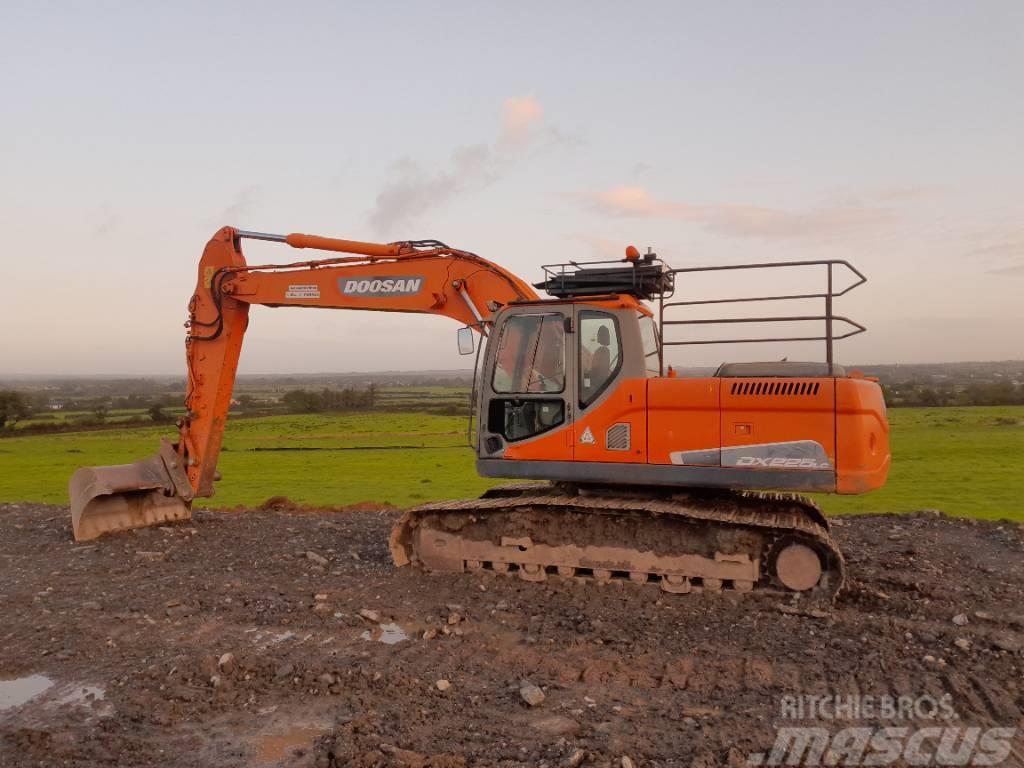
left=256, top=725, right=325, bottom=764
left=55, top=684, right=105, bottom=707
left=0, top=675, right=54, bottom=711
left=360, top=622, right=409, bottom=645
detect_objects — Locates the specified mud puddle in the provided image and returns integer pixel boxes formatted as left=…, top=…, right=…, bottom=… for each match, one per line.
left=360, top=622, right=409, bottom=645
left=255, top=724, right=326, bottom=764
left=0, top=675, right=53, bottom=711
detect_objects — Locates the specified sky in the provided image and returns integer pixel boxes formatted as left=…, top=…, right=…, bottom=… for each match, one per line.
left=1, top=1, right=1022, bottom=375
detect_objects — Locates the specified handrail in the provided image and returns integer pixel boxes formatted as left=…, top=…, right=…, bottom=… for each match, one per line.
left=656, top=259, right=867, bottom=373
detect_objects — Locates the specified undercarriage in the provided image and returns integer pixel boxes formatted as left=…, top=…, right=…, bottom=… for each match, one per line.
left=390, top=483, right=845, bottom=599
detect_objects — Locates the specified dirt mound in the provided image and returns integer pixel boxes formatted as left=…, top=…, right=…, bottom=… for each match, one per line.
left=0, top=502, right=1021, bottom=767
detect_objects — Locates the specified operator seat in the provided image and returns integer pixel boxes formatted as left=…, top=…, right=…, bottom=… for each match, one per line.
left=589, top=325, right=612, bottom=388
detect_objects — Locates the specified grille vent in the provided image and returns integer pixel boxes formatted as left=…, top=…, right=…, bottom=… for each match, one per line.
left=729, top=380, right=822, bottom=397
left=605, top=423, right=631, bottom=451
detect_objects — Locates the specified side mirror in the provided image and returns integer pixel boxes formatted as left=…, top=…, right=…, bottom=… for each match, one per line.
left=457, top=326, right=475, bottom=355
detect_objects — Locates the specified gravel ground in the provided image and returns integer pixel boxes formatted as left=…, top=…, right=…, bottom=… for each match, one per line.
left=0, top=502, right=1022, bottom=767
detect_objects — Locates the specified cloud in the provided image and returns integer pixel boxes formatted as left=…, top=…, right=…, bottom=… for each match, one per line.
left=91, top=203, right=119, bottom=239
left=219, top=184, right=263, bottom=225
left=577, top=185, right=895, bottom=240
left=499, top=96, right=544, bottom=148
left=369, top=96, right=544, bottom=235
left=972, top=239, right=1024, bottom=260
left=565, top=233, right=630, bottom=260
left=986, top=261, right=1024, bottom=276
left=963, top=234, right=1024, bottom=275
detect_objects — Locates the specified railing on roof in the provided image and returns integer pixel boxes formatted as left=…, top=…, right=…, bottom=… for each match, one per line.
left=656, top=260, right=867, bottom=374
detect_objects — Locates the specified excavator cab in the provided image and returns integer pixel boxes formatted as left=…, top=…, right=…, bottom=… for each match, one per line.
left=470, top=257, right=889, bottom=498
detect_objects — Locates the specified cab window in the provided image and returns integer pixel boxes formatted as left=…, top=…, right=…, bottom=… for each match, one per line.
left=492, top=313, right=565, bottom=394
left=639, top=313, right=660, bottom=377
left=579, top=311, right=621, bottom=406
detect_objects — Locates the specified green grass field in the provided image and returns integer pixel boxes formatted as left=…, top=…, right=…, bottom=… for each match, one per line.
left=0, top=406, right=1021, bottom=520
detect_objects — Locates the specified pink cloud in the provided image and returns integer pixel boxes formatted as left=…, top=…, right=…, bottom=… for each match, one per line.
left=370, top=96, right=545, bottom=235
left=579, top=185, right=894, bottom=240
left=500, top=96, right=544, bottom=148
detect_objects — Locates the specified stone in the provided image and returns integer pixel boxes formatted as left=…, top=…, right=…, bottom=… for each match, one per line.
left=306, top=551, right=328, bottom=566
left=520, top=680, right=545, bottom=707
left=359, top=608, right=381, bottom=623
left=621, top=758, right=635, bottom=768
left=435, top=679, right=451, bottom=691
left=166, top=604, right=192, bottom=619
left=954, top=638, right=971, bottom=650
left=529, top=714, right=580, bottom=737
left=217, top=652, right=236, bottom=674
left=992, top=633, right=1023, bottom=653
left=952, top=613, right=969, bottom=627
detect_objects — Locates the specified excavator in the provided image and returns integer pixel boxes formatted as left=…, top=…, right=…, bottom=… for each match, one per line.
left=69, top=226, right=890, bottom=599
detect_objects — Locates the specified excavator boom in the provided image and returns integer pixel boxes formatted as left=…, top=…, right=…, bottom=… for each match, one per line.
left=70, top=226, right=537, bottom=540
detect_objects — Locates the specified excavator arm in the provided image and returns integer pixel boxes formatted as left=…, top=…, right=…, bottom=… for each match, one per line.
left=69, top=226, right=537, bottom=541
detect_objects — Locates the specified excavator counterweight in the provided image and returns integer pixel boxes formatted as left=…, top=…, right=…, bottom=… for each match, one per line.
left=69, top=225, right=890, bottom=599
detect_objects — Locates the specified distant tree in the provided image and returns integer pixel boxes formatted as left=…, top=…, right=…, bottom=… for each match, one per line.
left=0, top=391, right=30, bottom=428
left=282, top=389, right=323, bottom=413
left=366, top=382, right=378, bottom=408
left=92, top=403, right=110, bottom=422
left=147, top=403, right=166, bottom=422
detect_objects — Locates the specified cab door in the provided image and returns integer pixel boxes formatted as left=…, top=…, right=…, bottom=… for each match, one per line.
left=571, top=307, right=647, bottom=463
left=478, top=308, right=575, bottom=461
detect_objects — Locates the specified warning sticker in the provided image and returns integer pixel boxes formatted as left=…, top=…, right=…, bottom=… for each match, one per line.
left=286, top=284, right=320, bottom=299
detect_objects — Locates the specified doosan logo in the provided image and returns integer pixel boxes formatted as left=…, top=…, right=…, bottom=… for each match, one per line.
left=338, top=276, right=424, bottom=297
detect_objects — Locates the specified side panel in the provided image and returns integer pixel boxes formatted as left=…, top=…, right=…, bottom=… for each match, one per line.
left=477, top=458, right=836, bottom=492
left=647, top=378, right=721, bottom=465
left=571, top=378, right=647, bottom=463
left=835, top=378, right=891, bottom=494
left=719, top=378, right=836, bottom=471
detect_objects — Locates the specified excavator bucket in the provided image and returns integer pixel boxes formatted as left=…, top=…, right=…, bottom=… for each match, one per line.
left=69, top=438, right=194, bottom=541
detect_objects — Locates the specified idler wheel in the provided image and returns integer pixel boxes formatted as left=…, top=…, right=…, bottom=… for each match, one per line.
left=775, top=543, right=823, bottom=591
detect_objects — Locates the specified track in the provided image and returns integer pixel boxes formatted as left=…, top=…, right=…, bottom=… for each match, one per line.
left=391, top=484, right=846, bottom=599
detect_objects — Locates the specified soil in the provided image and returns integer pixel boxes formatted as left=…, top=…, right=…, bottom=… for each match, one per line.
left=1, top=502, right=1022, bottom=767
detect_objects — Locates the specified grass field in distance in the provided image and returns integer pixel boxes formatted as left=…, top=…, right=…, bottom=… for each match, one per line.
left=0, top=404, right=1020, bottom=521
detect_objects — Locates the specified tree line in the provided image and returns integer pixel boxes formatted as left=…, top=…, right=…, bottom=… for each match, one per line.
left=881, top=380, right=1023, bottom=408
left=279, top=385, right=378, bottom=413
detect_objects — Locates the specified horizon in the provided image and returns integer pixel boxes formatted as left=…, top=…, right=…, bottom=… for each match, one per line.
left=3, top=357, right=1023, bottom=382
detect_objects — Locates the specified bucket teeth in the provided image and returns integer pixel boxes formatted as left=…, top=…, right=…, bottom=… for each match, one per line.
left=69, top=439, right=193, bottom=541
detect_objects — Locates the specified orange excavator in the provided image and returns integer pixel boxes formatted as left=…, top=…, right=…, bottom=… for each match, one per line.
left=69, top=226, right=890, bottom=598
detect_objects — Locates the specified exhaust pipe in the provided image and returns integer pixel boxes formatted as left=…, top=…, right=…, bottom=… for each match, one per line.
left=69, top=438, right=195, bottom=541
